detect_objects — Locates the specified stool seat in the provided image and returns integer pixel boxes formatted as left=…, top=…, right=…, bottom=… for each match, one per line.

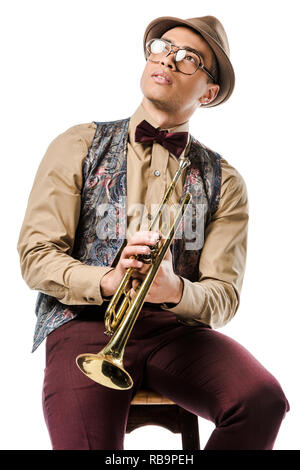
left=131, top=390, right=175, bottom=405
left=126, top=389, right=200, bottom=450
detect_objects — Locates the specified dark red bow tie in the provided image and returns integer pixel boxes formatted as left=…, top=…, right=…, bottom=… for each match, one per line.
left=135, top=120, right=188, bottom=158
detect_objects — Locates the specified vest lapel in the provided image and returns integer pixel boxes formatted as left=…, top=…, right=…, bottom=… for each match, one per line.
left=172, top=136, right=211, bottom=280
left=73, top=118, right=130, bottom=267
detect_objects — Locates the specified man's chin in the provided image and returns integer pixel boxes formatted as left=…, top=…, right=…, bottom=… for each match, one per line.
left=145, top=96, right=173, bottom=111
left=142, top=90, right=175, bottom=110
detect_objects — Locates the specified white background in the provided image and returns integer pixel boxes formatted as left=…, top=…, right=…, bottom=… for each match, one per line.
left=1, top=0, right=299, bottom=450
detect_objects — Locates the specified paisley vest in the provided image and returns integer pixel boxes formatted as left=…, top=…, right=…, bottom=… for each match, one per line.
left=32, top=117, right=222, bottom=352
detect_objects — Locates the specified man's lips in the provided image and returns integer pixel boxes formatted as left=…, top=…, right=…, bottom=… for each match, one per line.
left=151, top=70, right=173, bottom=85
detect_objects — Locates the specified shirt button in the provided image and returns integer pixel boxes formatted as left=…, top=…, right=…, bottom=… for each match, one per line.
left=154, top=170, right=160, bottom=177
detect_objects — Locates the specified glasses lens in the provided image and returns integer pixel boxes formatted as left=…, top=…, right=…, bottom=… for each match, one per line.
left=150, top=39, right=166, bottom=54
left=146, top=39, right=168, bottom=60
left=175, top=50, right=201, bottom=74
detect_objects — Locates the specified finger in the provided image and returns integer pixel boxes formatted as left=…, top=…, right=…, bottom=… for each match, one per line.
left=156, top=230, right=173, bottom=261
left=129, top=287, right=137, bottom=299
left=131, top=270, right=147, bottom=283
left=126, top=231, right=160, bottom=247
left=121, top=245, right=151, bottom=260
left=120, top=258, right=144, bottom=270
left=133, top=260, right=151, bottom=274
left=132, top=278, right=142, bottom=291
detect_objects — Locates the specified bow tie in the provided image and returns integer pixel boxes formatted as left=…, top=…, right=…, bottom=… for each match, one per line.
left=135, top=120, right=189, bottom=158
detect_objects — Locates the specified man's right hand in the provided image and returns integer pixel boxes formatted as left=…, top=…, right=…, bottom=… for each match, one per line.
left=100, top=231, right=160, bottom=298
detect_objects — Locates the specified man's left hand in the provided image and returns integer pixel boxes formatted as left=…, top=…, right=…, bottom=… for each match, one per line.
left=130, top=243, right=183, bottom=305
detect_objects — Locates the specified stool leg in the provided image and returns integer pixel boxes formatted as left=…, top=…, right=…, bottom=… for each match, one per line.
left=179, top=408, right=200, bottom=450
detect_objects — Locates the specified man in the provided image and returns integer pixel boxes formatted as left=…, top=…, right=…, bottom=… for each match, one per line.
left=17, top=15, right=289, bottom=450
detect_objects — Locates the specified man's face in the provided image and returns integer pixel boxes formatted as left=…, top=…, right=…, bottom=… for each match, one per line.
left=140, top=26, right=219, bottom=116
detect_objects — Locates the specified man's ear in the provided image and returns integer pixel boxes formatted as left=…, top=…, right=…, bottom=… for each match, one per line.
left=199, top=83, right=220, bottom=106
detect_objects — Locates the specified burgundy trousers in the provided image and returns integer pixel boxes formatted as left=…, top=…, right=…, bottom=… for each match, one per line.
left=42, top=304, right=289, bottom=450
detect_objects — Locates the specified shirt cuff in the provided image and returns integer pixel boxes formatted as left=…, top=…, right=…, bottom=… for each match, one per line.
left=160, top=276, right=205, bottom=318
left=68, top=265, right=114, bottom=305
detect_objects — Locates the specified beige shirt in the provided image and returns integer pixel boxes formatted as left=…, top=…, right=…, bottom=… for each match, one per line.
left=17, top=103, right=249, bottom=329
left=126, top=104, right=190, bottom=239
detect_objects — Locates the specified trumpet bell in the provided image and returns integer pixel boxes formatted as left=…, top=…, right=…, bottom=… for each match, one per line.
left=76, top=353, right=133, bottom=390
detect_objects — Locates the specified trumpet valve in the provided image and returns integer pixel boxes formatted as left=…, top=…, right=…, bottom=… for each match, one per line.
left=136, top=235, right=162, bottom=264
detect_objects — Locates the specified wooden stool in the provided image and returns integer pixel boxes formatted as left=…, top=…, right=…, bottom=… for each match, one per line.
left=126, top=389, right=200, bottom=450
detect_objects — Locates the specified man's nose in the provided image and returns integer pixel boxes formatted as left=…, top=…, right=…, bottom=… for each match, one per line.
left=160, top=52, right=176, bottom=70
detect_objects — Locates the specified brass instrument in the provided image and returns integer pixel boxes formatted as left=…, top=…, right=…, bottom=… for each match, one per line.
left=76, top=155, right=192, bottom=390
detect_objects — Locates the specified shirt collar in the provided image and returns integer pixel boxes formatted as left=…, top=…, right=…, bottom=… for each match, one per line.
left=128, top=102, right=191, bottom=156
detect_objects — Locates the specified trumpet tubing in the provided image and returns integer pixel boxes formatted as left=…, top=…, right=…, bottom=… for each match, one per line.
left=76, top=156, right=192, bottom=390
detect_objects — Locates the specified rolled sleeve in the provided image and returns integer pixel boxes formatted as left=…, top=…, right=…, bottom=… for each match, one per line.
left=17, top=122, right=113, bottom=306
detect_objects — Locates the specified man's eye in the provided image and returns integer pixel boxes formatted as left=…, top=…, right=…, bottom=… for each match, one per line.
left=185, top=55, right=196, bottom=63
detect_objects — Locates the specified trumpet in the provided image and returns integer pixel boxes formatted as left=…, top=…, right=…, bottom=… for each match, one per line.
left=76, top=155, right=192, bottom=390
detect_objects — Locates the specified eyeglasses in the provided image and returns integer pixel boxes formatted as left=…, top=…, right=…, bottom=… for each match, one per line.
left=145, top=38, right=216, bottom=82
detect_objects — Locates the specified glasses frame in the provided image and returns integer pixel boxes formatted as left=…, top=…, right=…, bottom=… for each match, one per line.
left=145, top=38, right=216, bottom=82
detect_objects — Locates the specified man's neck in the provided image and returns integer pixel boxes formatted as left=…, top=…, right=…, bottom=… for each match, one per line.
left=141, top=98, right=190, bottom=129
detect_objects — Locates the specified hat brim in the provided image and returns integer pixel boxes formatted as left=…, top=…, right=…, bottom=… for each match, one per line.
left=143, top=16, right=235, bottom=108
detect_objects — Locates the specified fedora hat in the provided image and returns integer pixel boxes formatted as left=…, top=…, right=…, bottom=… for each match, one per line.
left=143, top=15, right=235, bottom=107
